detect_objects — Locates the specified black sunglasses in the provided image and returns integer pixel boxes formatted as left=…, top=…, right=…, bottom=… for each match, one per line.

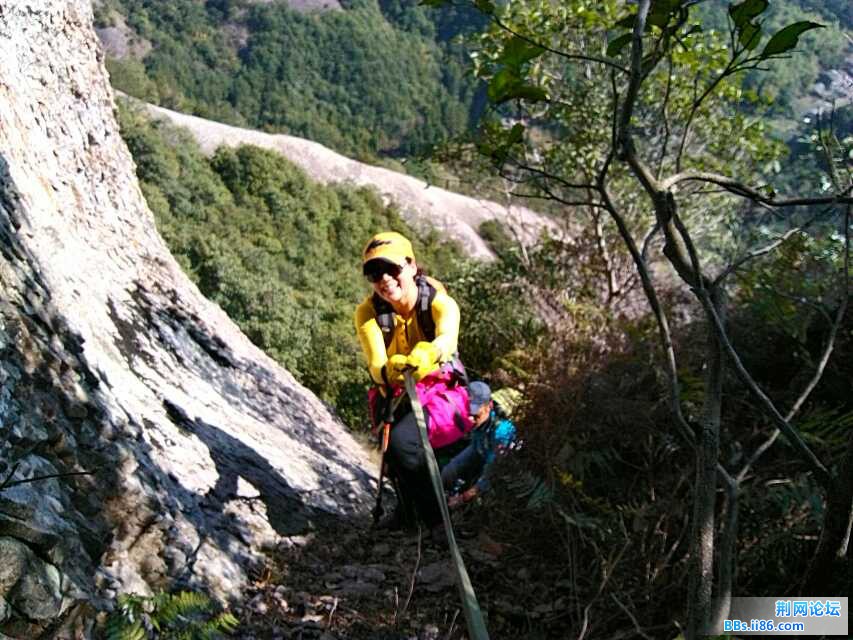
left=364, top=261, right=404, bottom=283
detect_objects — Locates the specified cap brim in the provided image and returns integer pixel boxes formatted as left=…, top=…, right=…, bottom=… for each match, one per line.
left=362, top=257, right=401, bottom=274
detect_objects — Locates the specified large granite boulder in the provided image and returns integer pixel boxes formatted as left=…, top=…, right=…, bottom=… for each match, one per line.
left=0, top=1, right=375, bottom=635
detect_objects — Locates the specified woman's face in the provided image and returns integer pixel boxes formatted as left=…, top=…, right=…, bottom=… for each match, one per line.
left=370, top=259, right=417, bottom=307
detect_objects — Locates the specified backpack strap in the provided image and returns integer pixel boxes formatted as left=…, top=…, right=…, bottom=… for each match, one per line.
left=372, top=293, right=396, bottom=349
left=416, top=276, right=469, bottom=386
left=415, top=275, right=437, bottom=342
left=492, top=401, right=508, bottom=421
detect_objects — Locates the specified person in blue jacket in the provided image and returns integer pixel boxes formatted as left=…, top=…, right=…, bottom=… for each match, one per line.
left=441, top=381, right=517, bottom=508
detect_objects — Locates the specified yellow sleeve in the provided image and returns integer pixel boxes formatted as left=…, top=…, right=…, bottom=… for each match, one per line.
left=354, top=296, right=388, bottom=385
left=429, top=291, right=460, bottom=362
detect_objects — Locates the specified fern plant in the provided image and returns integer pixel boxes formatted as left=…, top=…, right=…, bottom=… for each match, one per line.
left=505, top=470, right=555, bottom=511
left=105, top=591, right=238, bottom=640
left=796, top=406, right=853, bottom=449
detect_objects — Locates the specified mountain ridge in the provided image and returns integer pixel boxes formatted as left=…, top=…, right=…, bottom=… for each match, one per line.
left=135, top=97, right=562, bottom=260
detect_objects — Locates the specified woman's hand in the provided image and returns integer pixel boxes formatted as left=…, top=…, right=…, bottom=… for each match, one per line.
left=407, top=341, right=440, bottom=381
left=384, top=354, right=409, bottom=385
left=447, top=486, right=479, bottom=509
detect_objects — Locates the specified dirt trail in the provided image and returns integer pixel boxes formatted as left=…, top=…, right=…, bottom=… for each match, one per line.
left=237, top=508, right=568, bottom=640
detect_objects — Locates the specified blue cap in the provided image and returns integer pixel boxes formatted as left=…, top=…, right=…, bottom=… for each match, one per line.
left=468, top=381, right=492, bottom=414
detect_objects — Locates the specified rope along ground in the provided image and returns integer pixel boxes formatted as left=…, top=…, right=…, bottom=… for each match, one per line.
left=405, top=370, right=490, bottom=640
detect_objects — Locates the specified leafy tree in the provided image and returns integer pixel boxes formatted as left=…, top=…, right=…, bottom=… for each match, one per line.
left=741, top=3, right=847, bottom=123
left=691, top=1, right=849, bottom=130
left=428, top=0, right=852, bottom=635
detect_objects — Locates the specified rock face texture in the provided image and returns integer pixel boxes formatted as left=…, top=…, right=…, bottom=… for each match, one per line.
left=0, top=1, right=374, bottom=635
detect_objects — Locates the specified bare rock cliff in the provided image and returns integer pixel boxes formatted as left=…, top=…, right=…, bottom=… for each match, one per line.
left=0, top=1, right=374, bottom=635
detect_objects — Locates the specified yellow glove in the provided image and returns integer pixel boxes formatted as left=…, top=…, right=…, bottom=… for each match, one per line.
left=384, top=354, right=409, bottom=385
left=406, top=341, right=441, bottom=382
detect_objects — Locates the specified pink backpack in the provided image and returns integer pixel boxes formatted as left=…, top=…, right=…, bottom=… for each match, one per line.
left=415, top=370, right=474, bottom=449
left=367, top=370, right=473, bottom=449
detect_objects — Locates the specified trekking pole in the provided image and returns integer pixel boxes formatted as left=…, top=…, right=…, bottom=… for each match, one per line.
left=403, top=370, right=490, bottom=640
left=371, top=391, right=404, bottom=526
left=371, top=421, right=391, bottom=525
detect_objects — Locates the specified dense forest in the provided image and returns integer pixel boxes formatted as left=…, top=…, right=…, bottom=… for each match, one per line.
left=105, top=0, right=851, bottom=638
left=99, top=0, right=849, bottom=163
left=97, top=0, right=486, bottom=159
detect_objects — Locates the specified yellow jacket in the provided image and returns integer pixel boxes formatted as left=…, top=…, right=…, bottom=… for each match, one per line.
left=354, top=277, right=460, bottom=385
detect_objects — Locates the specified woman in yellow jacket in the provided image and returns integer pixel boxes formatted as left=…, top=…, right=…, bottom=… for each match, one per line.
left=354, top=231, right=462, bottom=529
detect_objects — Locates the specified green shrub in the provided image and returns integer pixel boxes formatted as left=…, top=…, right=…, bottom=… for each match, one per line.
left=105, top=591, right=238, bottom=640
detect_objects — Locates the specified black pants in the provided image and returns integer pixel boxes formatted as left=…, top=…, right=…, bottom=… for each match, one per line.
left=440, top=441, right=485, bottom=492
left=386, top=409, right=442, bottom=528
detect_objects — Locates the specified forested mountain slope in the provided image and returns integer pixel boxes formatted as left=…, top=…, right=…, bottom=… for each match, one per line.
left=95, top=0, right=486, bottom=159
left=696, top=0, right=850, bottom=128
left=98, top=0, right=850, bottom=160
left=138, top=98, right=558, bottom=260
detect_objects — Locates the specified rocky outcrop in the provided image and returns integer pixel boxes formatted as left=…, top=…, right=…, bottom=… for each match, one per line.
left=141, top=102, right=561, bottom=261
left=94, top=13, right=152, bottom=61
left=0, top=1, right=374, bottom=635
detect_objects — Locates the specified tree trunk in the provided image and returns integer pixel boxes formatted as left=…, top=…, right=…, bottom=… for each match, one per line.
left=687, top=289, right=725, bottom=639
left=801, top=427, right=853, bottom=594
left=712, top=471, right=739, bottom=631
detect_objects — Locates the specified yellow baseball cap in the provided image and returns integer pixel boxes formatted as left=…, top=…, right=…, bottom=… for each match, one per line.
left=362, top=231, right=415, bottom=266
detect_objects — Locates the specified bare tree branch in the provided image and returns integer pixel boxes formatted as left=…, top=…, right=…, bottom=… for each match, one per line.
left=605, top=17, right=709, bottom=445
left=696, top=288, right=830, bottom=484
left=0, top=469, right=96, bottom=491
left=670, top=208, right=707, bottom=290
left=0, top=463, right=21, bottom=491
left=576, top=536, right=630, bottom=640
left=493, top=182, right=602, bottom=208
left=590, top=200, right=621, bottom=302
left=600, top=68, right=620, bottom=187
left=508, top=156, right=597, bottom=193
left=618, top=0, right=652, bottom=158
left=712, top=465, right=739, bottom=631
left=641, top=222, right=662, bottom=262
left=759, top=285, right=833, bottom=324
left=662, top=171, right=853, bottom=206
left=611, top=594, right=655, bottom=640
left=817, top=108, right=845, bottom=192
left=397, top=525, right=423, bottom=625
left=736, top=204, right=851, bottom=483
left=656, top=54, right=675, bottom=180
left=675, top=59, right=738, bottom=173
left=599, top=185, right=696, bottom=448
left=714, top=227, right=805, bottom=287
